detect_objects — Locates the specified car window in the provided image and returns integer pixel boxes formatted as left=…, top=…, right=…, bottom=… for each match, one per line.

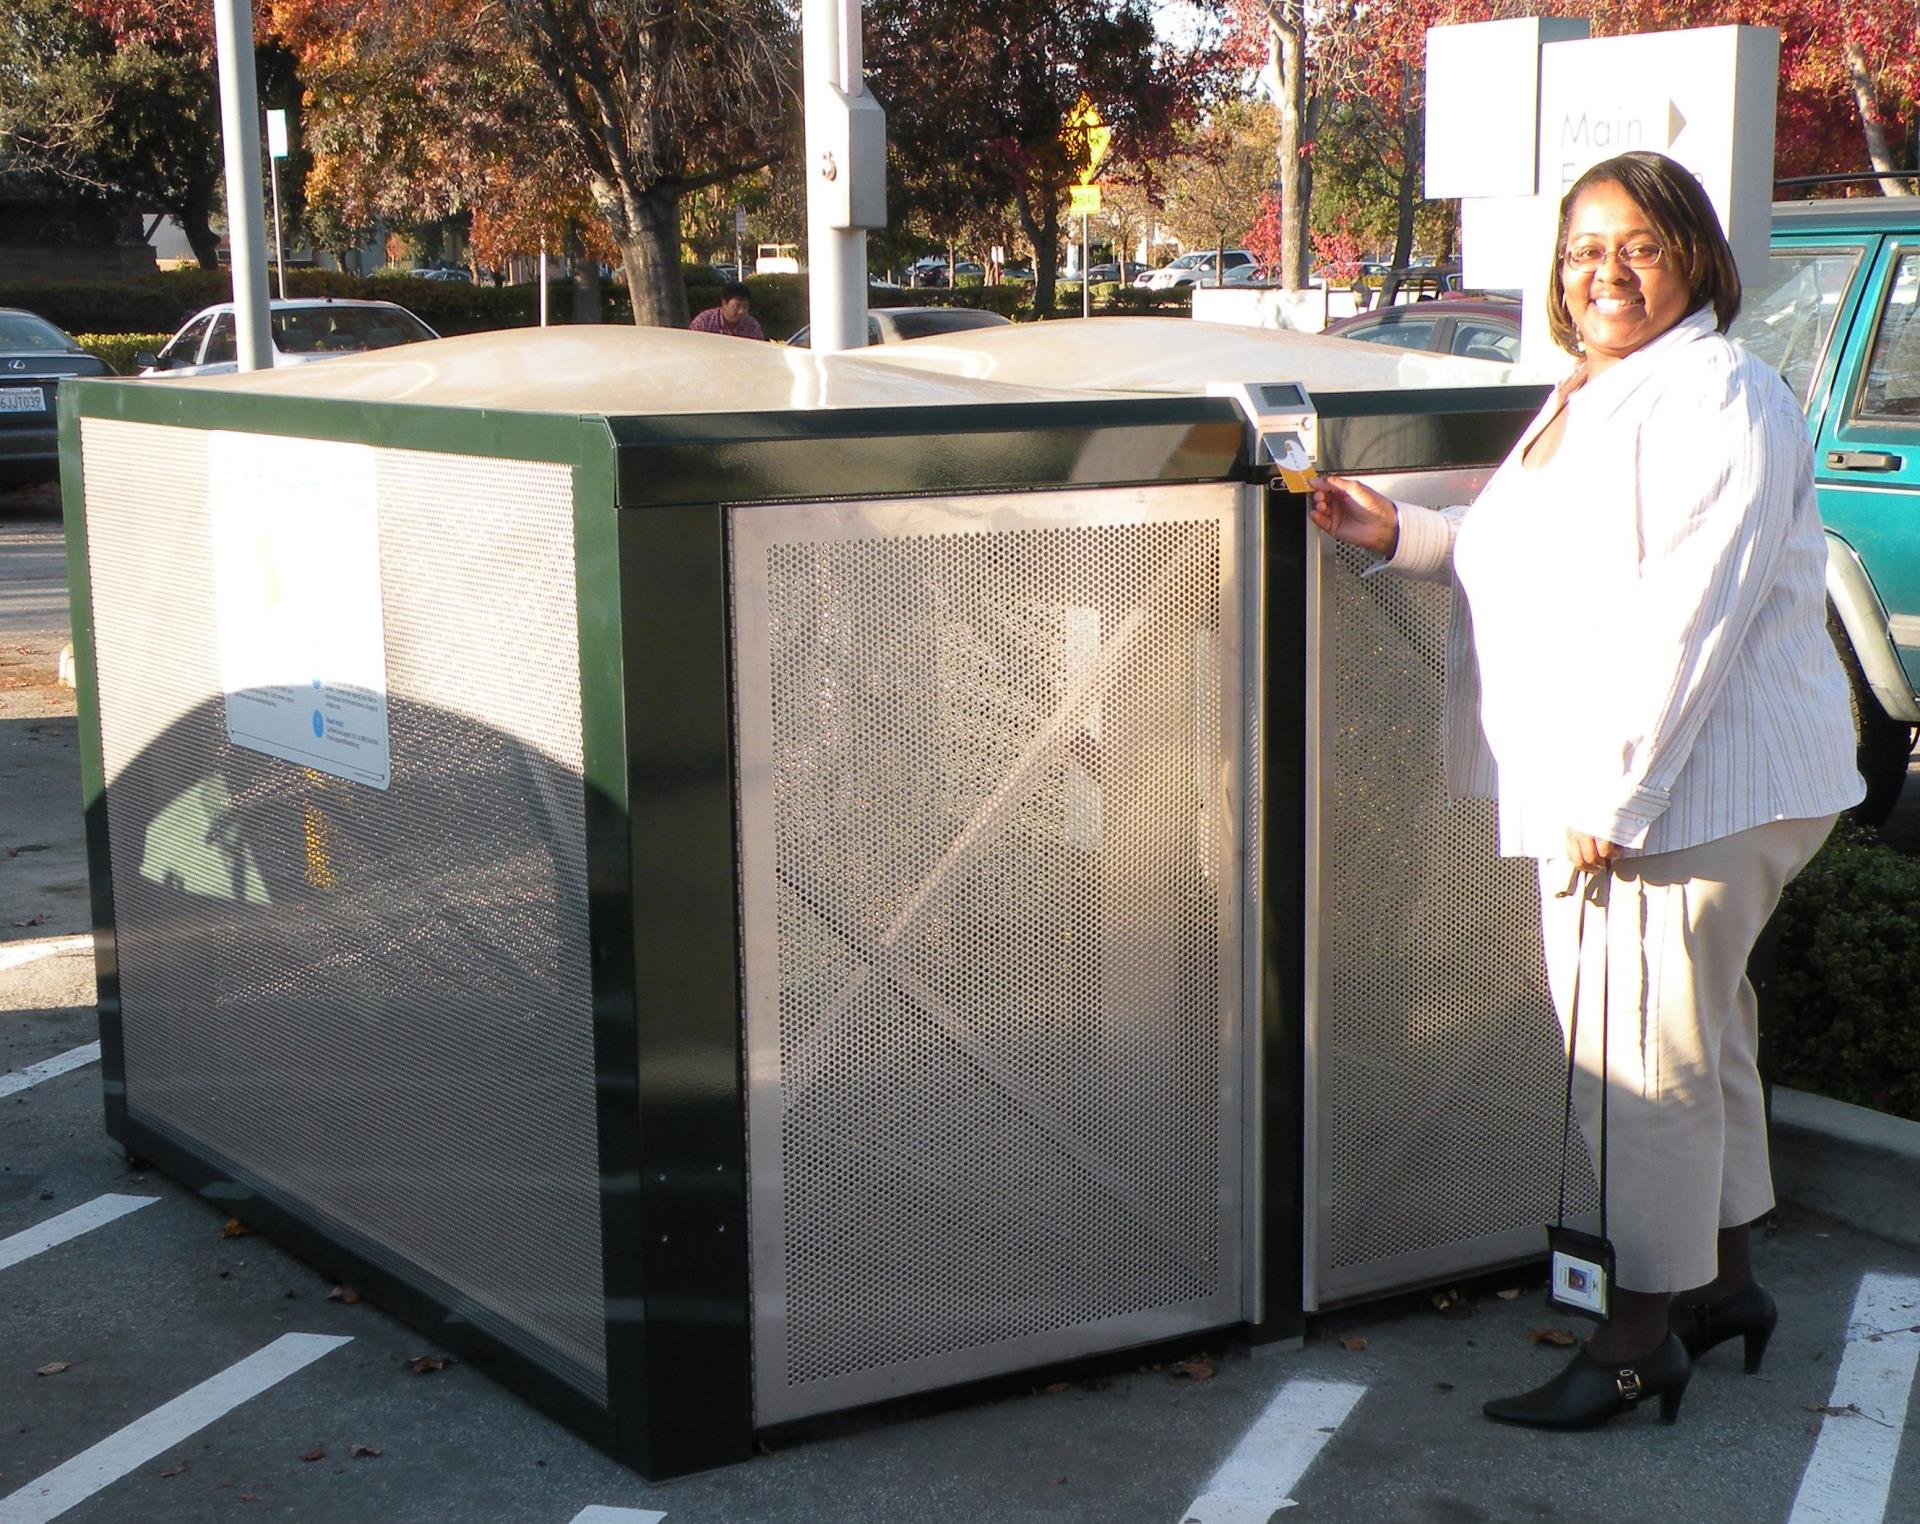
left=201, top=314, right=237, bottom=365
left=1450, top=320, right=1518, bottom=363
left=159, top=316, right=212, bottom=366
left=272, top=306, right=435, bottom=353
left=887, top=310, right=1010, bottom=340
left=0, top=313, right=78, bottom=352
left=1347, top=319, right=1439, bottom=351
left=1853, top=250, right=1920, bottom=424
left=1730, top=247, right=1863, bottom=407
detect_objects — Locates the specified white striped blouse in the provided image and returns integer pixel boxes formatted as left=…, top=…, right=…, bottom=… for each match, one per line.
left=1377, top=308, right=1863, bottom=859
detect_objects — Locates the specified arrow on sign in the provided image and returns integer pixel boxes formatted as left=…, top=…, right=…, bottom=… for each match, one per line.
left=1062, top=94, right=1111, bottom=185
left=1667, top=99, right=1687, bottom=145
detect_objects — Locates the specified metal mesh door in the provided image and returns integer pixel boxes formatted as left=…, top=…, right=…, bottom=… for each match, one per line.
left=78, top=419, right=608, bottom=1398
left=1305, top=469, right=1596, bottom=1307
left=732, top=485, right=1250, bottom=1425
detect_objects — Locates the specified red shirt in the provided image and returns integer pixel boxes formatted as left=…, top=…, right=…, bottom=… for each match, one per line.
left=689, top=307, right=766, bottom=341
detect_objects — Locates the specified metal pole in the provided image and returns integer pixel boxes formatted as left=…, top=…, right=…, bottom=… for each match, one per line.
left=802, top=0, right=868, bottom=352
left=539, top=240, right=549, bottom=327
left=269, top=150, right=287, bottom=301
left=1081, top=213, right=1090, bottom=320
left=212, top=0, right=272, bottom=371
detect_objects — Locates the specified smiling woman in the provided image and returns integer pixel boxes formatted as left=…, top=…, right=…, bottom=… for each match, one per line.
left=1307, top=150, right=1864, bottom=1436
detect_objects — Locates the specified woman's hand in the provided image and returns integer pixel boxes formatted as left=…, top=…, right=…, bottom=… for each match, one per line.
left=1564, top=831, right=1624, bottom=872
left=1308, top=474, right=1400, bottom=557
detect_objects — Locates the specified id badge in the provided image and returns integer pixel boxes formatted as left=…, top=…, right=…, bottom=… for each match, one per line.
left=1546, top=1224, right=1614, bottom=1322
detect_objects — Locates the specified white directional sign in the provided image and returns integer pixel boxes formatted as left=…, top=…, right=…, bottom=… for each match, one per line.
left=1538, top=26, right=1778, bottom=281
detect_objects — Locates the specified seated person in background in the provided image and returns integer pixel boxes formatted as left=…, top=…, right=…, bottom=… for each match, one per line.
left=690, top=282, right=766, bottom=341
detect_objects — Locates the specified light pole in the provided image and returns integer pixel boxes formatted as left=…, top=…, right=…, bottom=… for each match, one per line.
left=212, top=0, right=271, bottom=370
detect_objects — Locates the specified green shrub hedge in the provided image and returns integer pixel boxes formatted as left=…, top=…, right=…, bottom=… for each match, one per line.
left=73, top=333, right=172, bottom=375
left=1767, top=824, right=1920, bottom=1121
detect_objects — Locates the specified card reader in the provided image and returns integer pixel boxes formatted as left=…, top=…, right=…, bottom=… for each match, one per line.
left=1207, top=381, right=1318, bottom=493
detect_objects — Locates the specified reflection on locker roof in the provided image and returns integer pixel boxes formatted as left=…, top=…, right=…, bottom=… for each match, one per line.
left=142, top=317, right=1521, bottom=413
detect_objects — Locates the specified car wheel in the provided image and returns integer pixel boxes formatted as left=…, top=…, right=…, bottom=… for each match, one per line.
left=1831, top=612, right=1916, bottom=827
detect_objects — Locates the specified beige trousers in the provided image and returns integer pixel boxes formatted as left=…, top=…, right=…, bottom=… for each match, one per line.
left=1535, top=814, right=1835, bottom=1293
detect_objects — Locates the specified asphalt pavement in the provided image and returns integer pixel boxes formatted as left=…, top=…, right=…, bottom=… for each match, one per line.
left=4, top=476, right=1919, bottom=1524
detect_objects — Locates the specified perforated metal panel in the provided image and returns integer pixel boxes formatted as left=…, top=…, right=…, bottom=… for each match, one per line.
left=733, top=486, right=1250, bottom=1424
left=79, top=418, right=608, bottom=1398
left=1305, top=470, right=1596, bottom=1308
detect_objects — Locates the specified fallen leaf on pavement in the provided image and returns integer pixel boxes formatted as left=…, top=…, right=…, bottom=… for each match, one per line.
left=300, top=1447, right=326, bottom=1463
left=348, top=1444, right=381, bottom=1459
left=406, top=1353, right=453, bottom=1374
left=1496, top=1288, right=1522, bottom=1301
left=35, top=1361, right=70, bottom=1377
left=1433, top=1381, right=1456, bottom=1393
left=1170, top=1356, right=1217, bottom=1381
left=1338, top=1337, right=1368, bottom=1352
left=221, top=1219, right=253, bottom=1239
left=158, top=1461, right=188, bottom=1479
left=1042, top=1380, right=1072, bottom=1394
left=1529, top=1328, right=1578, bottom=1347
left=327, top=1284, right=361, bottom=1305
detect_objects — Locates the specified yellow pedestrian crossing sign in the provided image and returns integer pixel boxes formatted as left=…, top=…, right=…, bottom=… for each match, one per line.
left=1062, top=95, right=1111, bottom=186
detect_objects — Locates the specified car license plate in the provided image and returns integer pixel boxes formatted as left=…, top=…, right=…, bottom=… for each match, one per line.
left=0, top=387, right=47, bottom=413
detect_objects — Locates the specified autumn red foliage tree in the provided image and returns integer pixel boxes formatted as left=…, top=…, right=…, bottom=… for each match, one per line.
left=281, top=0, right=798, bottom=325
left=1218, top=0, right=1918, bottom=288
left=866, top=0, right=1229, bottom=315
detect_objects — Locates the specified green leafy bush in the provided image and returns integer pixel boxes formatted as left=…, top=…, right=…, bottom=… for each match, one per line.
left=73, top=333, right=172, bottom=375
left=1767, top=824, right=1920, bottom=1121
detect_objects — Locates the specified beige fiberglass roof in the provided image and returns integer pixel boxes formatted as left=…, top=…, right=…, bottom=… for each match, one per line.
left=156, top=317, right=1521, bottom=414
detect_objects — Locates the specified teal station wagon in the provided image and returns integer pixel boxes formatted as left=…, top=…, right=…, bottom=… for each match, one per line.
left=1733, top=198, right=1920, bottom=820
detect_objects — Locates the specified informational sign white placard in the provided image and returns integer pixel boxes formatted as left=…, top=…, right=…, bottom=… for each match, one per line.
left=208, top=431, right=392, bottom=789
left=266, top=108, right=289, bottom=160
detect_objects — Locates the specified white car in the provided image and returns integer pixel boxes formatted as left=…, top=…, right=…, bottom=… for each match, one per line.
left=137, top=298, right=439, bottom=378
left=1137, top=250, right=1258, bottom=291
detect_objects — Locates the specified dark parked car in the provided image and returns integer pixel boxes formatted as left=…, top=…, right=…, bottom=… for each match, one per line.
left=1322, top=294, right=1521, bottom=364
left=0, top=309, right=113, bottom=485
left=787, top=307, right=1013, bottom=347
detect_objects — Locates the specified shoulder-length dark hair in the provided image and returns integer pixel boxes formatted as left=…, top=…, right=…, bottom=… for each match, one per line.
left=1545, top=150, right=1742, bottom=358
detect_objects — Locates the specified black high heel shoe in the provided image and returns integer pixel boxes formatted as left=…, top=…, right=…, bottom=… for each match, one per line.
left=1482, top=1333, right=1690, bottom=1429
left=1670, top=1282, right=1777, bottom=1374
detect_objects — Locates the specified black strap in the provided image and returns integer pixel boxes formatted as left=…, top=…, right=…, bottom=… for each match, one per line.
left=1555, top=864, right=1610, bottom=1243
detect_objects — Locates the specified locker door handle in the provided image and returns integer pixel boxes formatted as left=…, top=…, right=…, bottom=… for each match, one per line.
left=1825, top=449, right=1904, bottom=472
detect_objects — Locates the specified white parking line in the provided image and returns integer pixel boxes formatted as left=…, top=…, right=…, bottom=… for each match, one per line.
left=1178, top=1378, right=1367, bottom=1522
left=0, top=1332, right=352, bottom=1524
left=0, top=1042, right=101, bottom=1100
left=0, top=935, right=91, bottom=975
left=1788, top=1272, right=1920, bottom=1524
left=0, top=1194, right=156, bottom=1272
left=570, top=1509, right=669, bottom=1523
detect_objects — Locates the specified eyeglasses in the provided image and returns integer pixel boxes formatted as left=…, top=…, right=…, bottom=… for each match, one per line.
left=1563, top=241, right=1667, bottom=271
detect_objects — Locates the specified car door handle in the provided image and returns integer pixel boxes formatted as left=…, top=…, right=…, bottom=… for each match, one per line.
left=1826, top=449, right=1904, bottom=472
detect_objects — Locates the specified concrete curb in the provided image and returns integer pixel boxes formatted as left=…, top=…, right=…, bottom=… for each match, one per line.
left=1771, top=1085, right=1920, bottom=1253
